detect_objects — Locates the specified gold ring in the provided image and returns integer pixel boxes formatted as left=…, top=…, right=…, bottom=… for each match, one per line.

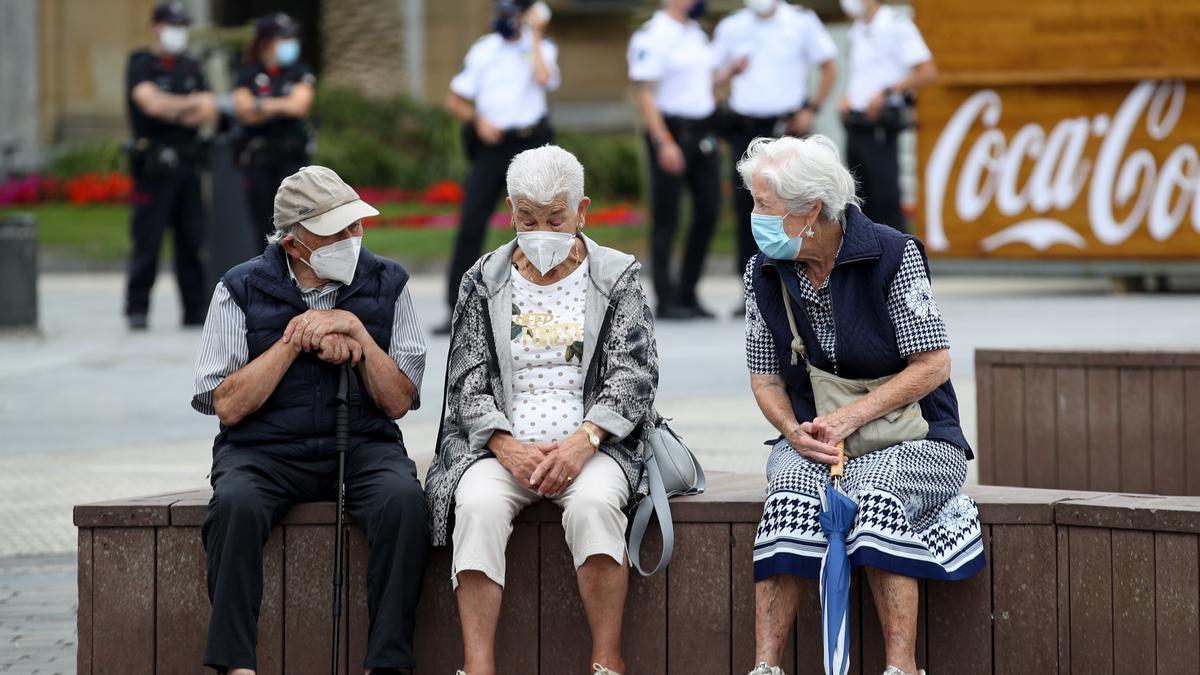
left=566, top=476, right=574, bottom=482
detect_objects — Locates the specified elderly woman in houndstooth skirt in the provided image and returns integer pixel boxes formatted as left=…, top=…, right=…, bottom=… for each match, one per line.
left=738, top=135, right=984, bottom=675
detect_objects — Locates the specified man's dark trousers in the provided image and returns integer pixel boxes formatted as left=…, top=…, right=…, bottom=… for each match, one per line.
left=201, top=440, right=428, bottom=672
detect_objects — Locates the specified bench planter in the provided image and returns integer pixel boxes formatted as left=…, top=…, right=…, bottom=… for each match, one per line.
left=975, top=349, right=1200, bottom=495
left=75, top=475, right=1200, bottom=674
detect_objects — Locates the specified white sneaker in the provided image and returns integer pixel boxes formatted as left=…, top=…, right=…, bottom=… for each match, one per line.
left=882, top=667, right=927, bottom=675
left=593, top=664, right=621, bottom=675
left=748, top=663, right=785, bottom=675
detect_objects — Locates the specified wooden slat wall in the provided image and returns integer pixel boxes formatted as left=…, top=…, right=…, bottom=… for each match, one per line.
left=1154, top=533, right=1200, bottom=673
left=155, top=527, right=208, bottom=674
left=977, top=351, right=1200, bottom=495
left=91, top=528, right=156, bottom=674
left=1111, top=530, right=1155, bottom=671
left=992, top=525, right=1059, bottom=673
left=77, top=529, right=92, bottom=675
left=77, top=484, right=1200, bottom=674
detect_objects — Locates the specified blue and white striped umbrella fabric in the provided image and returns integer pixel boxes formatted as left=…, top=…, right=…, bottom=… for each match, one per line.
left=818, top=480, right=858, bottom=675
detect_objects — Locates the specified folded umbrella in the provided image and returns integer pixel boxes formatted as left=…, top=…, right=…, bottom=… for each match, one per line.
left=818, top=442, right=857, bottom=675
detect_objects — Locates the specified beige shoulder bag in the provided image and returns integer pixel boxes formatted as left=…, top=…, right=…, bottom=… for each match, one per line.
left=778, top=275, right=928, bottom=458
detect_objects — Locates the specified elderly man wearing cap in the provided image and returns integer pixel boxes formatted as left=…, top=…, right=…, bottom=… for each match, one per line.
left=192, top=166, right=429, bottom=674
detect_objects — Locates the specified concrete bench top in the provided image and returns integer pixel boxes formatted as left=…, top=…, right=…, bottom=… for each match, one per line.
left=74, top=472, right=1200, bottom=533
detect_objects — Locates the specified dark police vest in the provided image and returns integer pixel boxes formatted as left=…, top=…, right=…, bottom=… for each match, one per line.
left=750, top=206, right=972, bottom=458
left=234, top=61, right=315, bottom=159
left=216, top=244, right=409, bottom=458
left=125, top=49, right=208, bottom=147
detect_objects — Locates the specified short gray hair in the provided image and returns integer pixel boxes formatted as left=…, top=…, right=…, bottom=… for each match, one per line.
left=266, top=223, right=299, bottom=245
left=736, top=134, right=860, bottom=226
left=506, top=145, right=585, bottom=211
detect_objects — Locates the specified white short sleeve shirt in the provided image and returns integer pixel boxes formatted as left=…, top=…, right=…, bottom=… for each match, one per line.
left=508, top=263, right=589, bottom=444
left=449, top=32, right=561, bottom=130
left=627, top=10, right=717, bottom=119
left=845, top=5, right=932, bottom=112
left=712, top=4, right=837, bottom=117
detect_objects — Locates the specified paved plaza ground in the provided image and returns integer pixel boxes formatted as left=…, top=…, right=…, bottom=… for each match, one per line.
left=2, top=269, right=1198, bottom=672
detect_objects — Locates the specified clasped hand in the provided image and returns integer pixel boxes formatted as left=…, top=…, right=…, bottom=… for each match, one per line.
left=498, top=431, right=595, bottom=498
left=282, top=309, right=366, bottom=365
left=787, top=406, right=863, bottom=465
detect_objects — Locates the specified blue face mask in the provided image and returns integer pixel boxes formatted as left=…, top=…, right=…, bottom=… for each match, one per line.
left=687, top=1, right=708, bottom=19
left=751, top=211, right=803, bottom=260
left=275, top=39, right=300, bottom=67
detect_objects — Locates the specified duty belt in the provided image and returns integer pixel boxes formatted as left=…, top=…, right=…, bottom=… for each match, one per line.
left=502, top=117, right=551, bottom=141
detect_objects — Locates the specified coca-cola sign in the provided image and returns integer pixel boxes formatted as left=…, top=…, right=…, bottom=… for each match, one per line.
left=922, top=80, right=1200, bottom=257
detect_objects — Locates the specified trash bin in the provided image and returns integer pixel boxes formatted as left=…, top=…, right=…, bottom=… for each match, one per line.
left=0, top=212, right=37, bottom=328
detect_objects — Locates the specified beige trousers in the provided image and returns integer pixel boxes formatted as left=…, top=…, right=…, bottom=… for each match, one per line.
left=451, top=453, right=631, bottom=588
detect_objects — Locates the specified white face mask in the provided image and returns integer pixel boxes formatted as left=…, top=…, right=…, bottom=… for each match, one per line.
left=159, top=26, right=189, bottom=54
left=296, top=235, right=362, bottom=285
left=839, top=0, right=866, bottom=19
left=745, top=0, right=776, bottom=16
left=515, top=231, right=576, bottom=276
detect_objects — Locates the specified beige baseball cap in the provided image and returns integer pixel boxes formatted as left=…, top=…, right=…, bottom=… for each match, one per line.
left=272, top=165, right=379, bottom=236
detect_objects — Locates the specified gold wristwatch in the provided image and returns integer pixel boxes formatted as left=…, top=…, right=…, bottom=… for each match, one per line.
left=582, top=425, right=601, bottom=450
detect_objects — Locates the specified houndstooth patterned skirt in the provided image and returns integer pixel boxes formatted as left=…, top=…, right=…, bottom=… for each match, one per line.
left=753, top=439, right=985, bottom=582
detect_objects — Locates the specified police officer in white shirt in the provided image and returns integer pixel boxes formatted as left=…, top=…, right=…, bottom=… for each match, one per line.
left=439, top=0, right=558, bottom=333
left=714, top=0, right=836, bottom=293
left=839, top=0, right=937, bottom=233
left=628, top=0, right=720, bottom=320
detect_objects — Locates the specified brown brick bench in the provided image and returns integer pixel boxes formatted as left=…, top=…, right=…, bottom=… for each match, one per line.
left=74, top=475, right=1200, bottom=674
left=975, top=349, right=1200, bottom=494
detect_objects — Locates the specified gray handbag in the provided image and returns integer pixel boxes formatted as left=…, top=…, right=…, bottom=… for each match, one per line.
left=778, top=275, right=928, bottom=458
left=627, top=414, right=706, bottom=576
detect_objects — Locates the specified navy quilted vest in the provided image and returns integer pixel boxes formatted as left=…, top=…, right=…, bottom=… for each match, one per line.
left=750, top=206, right=972, bottom=458
left=216, top=244, right=409, bottom=458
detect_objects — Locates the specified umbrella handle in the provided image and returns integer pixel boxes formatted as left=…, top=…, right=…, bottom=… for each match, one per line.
left=830, top=441, right=845, bottom=478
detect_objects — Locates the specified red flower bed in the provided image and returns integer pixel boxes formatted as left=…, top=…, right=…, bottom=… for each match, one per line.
left=421, top=180, right=464, bottom=205
left=0, top=176, right=64, bottom=205
left=64, top=173, right=132, bottom=205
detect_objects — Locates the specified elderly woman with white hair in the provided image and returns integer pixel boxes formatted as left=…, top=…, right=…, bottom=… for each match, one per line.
left=425, top=145, right=658, bottom=675
left=738, top=136, right=984, bottom=675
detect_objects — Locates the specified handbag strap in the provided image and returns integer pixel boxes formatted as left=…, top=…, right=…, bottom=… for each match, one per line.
left=778, top=273, right=808, bottom=367
left=627, top=452, right=674, bottom=577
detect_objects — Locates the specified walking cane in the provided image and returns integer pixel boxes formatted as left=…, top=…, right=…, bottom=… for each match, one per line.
left=331, top=361, right=358, bottom=675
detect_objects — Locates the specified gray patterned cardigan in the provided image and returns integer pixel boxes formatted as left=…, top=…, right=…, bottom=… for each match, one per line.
left=424, top=235, right=659, bottom=546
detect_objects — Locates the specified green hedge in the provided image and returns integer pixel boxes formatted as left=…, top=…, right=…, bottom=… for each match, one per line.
left=46, top=141, right=127, bottom=178
left=313, top=88, right=645, bottom=200
left=556, top=131, right=644, bottom=203
left=312, top=87, right=466, bottom=189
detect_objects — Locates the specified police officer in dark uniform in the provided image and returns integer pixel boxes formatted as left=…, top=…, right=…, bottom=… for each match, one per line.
left=435, top=0, right=558, bottom=334
left=233, top=13, right=316, bottom=240
left=125, top=1, right=217, bottom=330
